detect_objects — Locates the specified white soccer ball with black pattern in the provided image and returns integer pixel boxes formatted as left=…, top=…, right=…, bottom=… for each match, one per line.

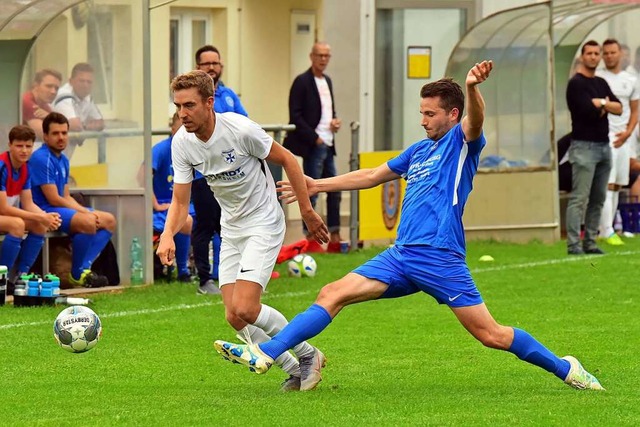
left=53, top=305, right=102, bottom=353
left=287, top=254, right=317, bottom=278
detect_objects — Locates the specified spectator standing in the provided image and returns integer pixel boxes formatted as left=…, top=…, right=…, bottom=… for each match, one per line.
left=53, top=63, right=104, bottom=160
left=565, top=40, right=622, bottom=255
left=283, top=42, right=343, bottom=253
left=29, top=113, right=115, bottom=287
left=190, top=45, right=248, bottom=295
left=22, top=69, right=62, bottom=142
left=596, top=39, right=639, bottom=245
left=0, top=125, right=61, bottom=283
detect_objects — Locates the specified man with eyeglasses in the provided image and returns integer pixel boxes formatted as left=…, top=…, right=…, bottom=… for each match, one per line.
left=188, top=45, right=248, bottom=295
left=284, top=42, right=343, bottom=253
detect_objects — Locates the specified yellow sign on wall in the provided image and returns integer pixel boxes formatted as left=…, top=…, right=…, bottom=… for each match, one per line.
left=407, top=46, right=431, bottom=79
left=359, top=151, right=405, bottom=240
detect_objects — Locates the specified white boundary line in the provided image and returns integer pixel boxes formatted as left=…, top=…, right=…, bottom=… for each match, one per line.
left=0, top=290, right=316, bottom=331
left=3, top=251, right=639, bottom=331
left=471, top=249, right=640, bottom=273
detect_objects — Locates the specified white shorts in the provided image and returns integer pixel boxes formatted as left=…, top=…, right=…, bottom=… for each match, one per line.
left=218, top=224, right=285, bottom=289
left=609, top=132, right=631, bottom=186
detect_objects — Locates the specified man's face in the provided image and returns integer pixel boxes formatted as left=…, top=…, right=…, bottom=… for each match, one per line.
left=8, top=139, right=34, bottom=165
left=581, top=45, right=601, bottom=71
left=33, top=74, right=61, bottom=104
left=196, top=51, right=222, bottom=84
left=43, top=122, right=69, bottom=153
left=310, top=44, right=331, bottom=74
left=420, top=96, right=457, bottom=141
left=173, top=87, right=213, bottom=135
left=602, top=43, right=621, bottom=70
left=70, top=71, right=94, bottom=99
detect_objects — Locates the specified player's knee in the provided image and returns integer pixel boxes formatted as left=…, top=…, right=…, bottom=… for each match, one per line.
left=225, top=310, right=245, bottom=330
left=229, top=302, right=260, bottom=324
left=5, top=217, right=26, bottom=236
left=475, top=326, right=511, bottom=350
left=100, top=212, right=117, bottom=231
left=32, top=222, right=48, bottom=235
left=181, top=215, right=193, bottom=234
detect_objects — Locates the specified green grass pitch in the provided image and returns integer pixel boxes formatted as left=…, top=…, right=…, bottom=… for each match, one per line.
left=1, top=238, right=640, bottom=426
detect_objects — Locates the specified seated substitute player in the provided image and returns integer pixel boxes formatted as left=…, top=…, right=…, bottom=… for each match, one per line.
left=156, top=70, right=330, bottom=391
left=137, top=112, right=194, bottom=283
left=214, top=60, right=605, bottom=391
left=29, top=112, right=116, bottom=287
left=0, top=125, right=62, bottom=281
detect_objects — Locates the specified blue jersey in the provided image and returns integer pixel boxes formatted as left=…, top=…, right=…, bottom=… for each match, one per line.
left=29, top=145, right=69, bottom=209
left=215, top=85, right=248, bottom=116
left=152, top=136, right=174, bottom=204
left=387, top=123, right=486, bottom=256
left=0, top=163, right=31, bottom=192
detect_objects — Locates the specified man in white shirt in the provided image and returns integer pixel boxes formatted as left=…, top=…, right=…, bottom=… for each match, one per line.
left=283, top=42, right=343, bottom=253
left=53, top=63, right=104, bottom=159
left=597, top=39, right=639, bottom=244
left=156, top=70, right=329, bottom=391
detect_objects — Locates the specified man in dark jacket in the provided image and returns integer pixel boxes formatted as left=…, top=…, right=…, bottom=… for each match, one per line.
left=284, top=42, right=343, bottom=252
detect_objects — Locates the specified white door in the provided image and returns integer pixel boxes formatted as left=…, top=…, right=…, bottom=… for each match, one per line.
left=290, top=10, right=316, bottom=81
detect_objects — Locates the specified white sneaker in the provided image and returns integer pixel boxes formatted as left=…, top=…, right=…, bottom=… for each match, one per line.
left=299, top=348, right=327, bottom=391
left=562, top=356, right=605, bottom=390
left=214, top=341, right=274, bottom=374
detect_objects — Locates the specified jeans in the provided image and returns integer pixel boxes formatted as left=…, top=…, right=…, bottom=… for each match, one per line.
left=191, top=178, right=222, bottom=285
left=565, top=140, right=611, bottom=249
left=302, top=143, right=341, bottom=234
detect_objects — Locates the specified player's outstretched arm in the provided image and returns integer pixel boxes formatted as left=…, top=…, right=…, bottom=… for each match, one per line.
left=462, top=60, right=493, bottom=142
left=157, top=182, right=191, bottom=265
left=277, top=163, right=400, bottom=204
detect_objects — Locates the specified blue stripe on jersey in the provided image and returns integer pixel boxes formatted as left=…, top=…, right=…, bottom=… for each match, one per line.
left=387, top=123, right=486, bottom=256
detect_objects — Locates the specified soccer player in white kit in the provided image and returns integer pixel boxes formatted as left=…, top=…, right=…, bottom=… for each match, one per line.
left=597, top=39, right=639, bottom=244
left=156, top=70, right=330, bottom=391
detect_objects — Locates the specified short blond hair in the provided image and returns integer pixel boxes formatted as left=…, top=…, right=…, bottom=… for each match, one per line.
left=171, top=70, right=213, bottom=102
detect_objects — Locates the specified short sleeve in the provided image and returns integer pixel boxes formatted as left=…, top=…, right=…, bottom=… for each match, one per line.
left=54, top=99, right=77, bottom=119
left=29, top=152, right=52, bottom=186
left=171, top=135, right=193, bottom=185
left=241, top=118, right=273, bottom=160
left=387, top=145, right=417, bottom=177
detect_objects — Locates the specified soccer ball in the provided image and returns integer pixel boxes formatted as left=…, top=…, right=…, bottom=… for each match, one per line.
left=287, top=254, right=317, bottom=277
left=53, top=306, right=102, bottom=353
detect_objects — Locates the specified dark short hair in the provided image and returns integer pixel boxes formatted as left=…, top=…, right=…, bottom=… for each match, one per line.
left=195, top=45, right=221, bottom=64
left=420, top=78, right=465, bottom=122
left=581, top=40, right=600, bottom=54
left=42, top=112, right=69, bottom=134
left=9, top=125, right=36, bottom=143
left=33, top=68, right=62, bottom=84
left=602, top=38, right=620, bottom=49
left=71, top=62, right=94, bottom=78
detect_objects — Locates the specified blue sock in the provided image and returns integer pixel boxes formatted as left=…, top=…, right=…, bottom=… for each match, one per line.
left=508, top=328, right=570, bottom=379
left=0, top=234, right=23, bottom=270
left=72, top=233, right=94, bottom=279
left=82, top=230, right=113, bottom=270
left=259, top=304, right=332, bottom=359
left=174, top=232, right=191, bottom=277
left=212, top=233, right=221, bottom=280
left=16, top=233, right=45, bottom=273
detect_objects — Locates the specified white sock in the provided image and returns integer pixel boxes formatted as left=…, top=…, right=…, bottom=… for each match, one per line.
left=237, top=325, right=300, bottom=376
left=600, top=190, right=615, bottom=237
left=253, top=304, right=315, bottom=359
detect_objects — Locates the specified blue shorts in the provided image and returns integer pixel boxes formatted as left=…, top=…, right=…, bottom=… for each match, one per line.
left=353, top=245, right=483, bottom=307
left=43, top=207, right=93, bottom=234
left=153, top=204, right=195, bottom=232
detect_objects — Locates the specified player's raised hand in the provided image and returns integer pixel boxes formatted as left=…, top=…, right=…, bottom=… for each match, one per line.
left=301, top=210, right=329, bottom=244
left=466, top=60, right=493, bottom=87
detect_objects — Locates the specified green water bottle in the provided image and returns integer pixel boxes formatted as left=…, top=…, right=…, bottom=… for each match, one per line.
left=130, top=237, right=144, bottom=285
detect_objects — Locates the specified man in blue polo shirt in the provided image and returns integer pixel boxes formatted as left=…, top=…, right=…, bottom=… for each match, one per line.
left=29, top=112, right=115, bottom=287
left=214, top=61, right=605, bottom=392
left=189, top=44, right=249, bottom=295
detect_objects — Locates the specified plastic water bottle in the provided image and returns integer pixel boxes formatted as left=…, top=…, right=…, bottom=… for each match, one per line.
left=130, top=237, right=144, bottom=285
left=54, top=296, right=92, bottom=305
left=26, top=274, right=41, bottom=297
left=45, top=273, right=61, bottom=297
left=614, top=210, right=623, bottom=232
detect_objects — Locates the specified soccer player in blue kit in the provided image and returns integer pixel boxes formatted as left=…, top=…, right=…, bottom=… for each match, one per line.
left=214, top=60, right=604, bottom=391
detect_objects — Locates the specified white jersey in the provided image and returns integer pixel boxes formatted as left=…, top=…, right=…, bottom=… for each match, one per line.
left=171, top=112, right=283, bottom=235
left=596, top=69, right=639, bottom=134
